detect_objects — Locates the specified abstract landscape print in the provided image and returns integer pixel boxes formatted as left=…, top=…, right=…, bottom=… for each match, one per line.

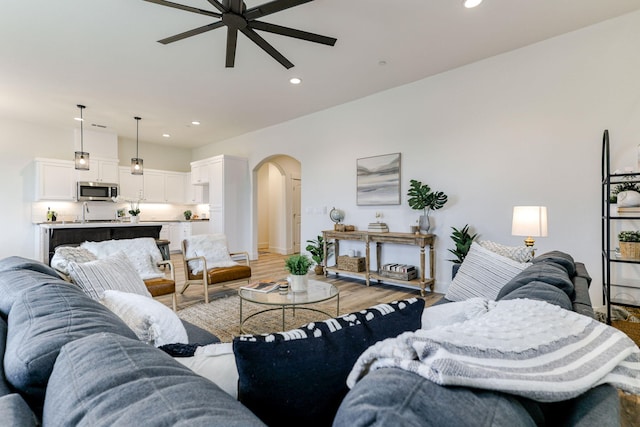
left=356, top=153, right=401, bottom=205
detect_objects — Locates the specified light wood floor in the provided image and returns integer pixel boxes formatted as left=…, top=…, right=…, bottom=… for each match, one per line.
left=161, top=251, right=443, bottom=312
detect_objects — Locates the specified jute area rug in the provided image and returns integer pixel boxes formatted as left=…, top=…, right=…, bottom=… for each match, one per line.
left=177, top=294, right=334, bottom=342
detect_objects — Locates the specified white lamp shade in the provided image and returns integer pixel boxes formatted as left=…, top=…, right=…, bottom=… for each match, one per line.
left=511, top=206, right=548, bottom=237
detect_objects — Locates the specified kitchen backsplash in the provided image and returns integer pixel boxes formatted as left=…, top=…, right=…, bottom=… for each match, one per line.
left=32, top=201, right=210, bottom=223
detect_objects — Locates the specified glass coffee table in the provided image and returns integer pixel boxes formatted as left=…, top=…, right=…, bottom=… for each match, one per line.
left=239, top=279, right=339, bottom=334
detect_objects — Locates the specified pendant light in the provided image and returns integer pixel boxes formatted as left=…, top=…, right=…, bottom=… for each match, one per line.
left=131, top=116, right=143, bottom=175
left=74, top=104, right=90, bottom=170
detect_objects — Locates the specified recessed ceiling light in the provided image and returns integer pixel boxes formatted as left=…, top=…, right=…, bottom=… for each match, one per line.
left=162, top=133, right=171, bottom=138
left=378, top=60, right=387, bottom=66
left=289, top=77, right=302, bottom=85
left=191, top=121, right=200, bottom=125
left=464, top=0, right=483, bottom=8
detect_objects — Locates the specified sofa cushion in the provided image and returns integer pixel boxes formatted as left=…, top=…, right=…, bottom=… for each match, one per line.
left=0, top=256, right=60, bottom=278
left=67, top=252, right=151, bottom=300
left=0, top=394, right=39, bottom=427
left=43, top=333, right=266, bottom=427
left=532, top=251, right=576, bottom=277
left=0, top=269, right=68, bottom=316
left=4, top=283, right=137, bottom=413
left=100, top=289, right=188, bottom=347
left=496, top=263, right=575, bottom=301
left=498, top=281, right=573, bottom=311
left=232, top=298, right=425, bottom=427
left=334, top=367, right=542, bottom=427
left=444, top=242, right=531, bottom=302
left=0, top=318, right=11, bottom=397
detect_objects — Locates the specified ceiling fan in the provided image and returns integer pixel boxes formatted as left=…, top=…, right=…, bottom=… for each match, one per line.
left=144, top=0, right=337, bottom=69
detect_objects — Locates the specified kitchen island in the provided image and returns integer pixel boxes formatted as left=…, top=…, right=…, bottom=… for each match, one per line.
left=38, top=221, right=165, bottom=264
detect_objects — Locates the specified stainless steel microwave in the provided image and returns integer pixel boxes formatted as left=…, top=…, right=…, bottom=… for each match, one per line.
left=77, top=182, right=119, bottom=201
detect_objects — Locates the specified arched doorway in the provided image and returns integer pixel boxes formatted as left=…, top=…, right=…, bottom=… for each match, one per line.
left=253, top=155, right=301, bottom=257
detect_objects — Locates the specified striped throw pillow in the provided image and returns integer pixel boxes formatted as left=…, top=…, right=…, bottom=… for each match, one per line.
left=445, top=242, right=531, bottom=302
left=68, top=252, right=151, bottom=300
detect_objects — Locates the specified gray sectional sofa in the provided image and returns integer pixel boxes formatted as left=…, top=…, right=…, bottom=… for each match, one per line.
left=0, top=252, right=623, bottom=426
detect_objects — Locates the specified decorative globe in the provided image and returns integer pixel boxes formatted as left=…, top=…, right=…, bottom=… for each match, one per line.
left=329, top=207, right=344, bottom=224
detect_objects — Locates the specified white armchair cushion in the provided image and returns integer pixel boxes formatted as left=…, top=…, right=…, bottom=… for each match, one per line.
left=185, top=234, right=238, bottom=275
left=81, top=238, right=164, bottom=280
left=51, top=246, right=97, bottom=275
left=100, top=289, right=188, bottom=347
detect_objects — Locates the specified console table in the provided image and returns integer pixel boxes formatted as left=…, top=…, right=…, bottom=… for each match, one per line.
left=322, top=230, right=435, bottom=296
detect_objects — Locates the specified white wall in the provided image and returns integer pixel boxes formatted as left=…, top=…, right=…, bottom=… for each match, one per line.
left=192, top=10, right=640, bottom=304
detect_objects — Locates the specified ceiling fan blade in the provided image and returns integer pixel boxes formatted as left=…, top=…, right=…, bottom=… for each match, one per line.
left=226, top=28, right=239, bottom=67
left=244, top=0, right=313, bottom=20
left=144, top=0, right=221, bottom=18
left=240, top=27, right=294, bottom=69
left=249, top=21, right=336, bottom=46
left=205, top=0, right=228, bottom=13
left=158, top=21, right=225, bottom=44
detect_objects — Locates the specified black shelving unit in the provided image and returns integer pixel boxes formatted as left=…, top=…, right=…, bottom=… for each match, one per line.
left=601, top=129, right=640, bottom=324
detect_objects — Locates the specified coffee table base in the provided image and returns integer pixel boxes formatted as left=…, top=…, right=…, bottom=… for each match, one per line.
left=239, top=297, right=340, bottom=335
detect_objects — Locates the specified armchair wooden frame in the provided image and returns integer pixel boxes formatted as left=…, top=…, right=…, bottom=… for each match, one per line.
left=181, top=239, right=252, bottom=304
left=145, top=259, right=178, bottom=311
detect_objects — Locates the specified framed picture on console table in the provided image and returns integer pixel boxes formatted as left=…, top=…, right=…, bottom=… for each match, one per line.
left=357, top=153, right=401, bottom=205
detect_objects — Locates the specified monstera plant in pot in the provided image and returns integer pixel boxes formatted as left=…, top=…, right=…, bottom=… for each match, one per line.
left=407, top=179, right=448, bottom=234
left=285, top=254, right=312, bottom=292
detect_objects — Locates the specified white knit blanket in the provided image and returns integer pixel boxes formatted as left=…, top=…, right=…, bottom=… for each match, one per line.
left=347, top=299, right=640, bottom=402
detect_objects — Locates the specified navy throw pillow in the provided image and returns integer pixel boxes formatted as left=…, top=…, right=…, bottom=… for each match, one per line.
left=232, top=298, right=425, bottom=427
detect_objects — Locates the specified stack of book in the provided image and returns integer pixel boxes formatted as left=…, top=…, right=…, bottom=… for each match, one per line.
left=240, top=278, right=288, bottom=293
left=379, top=263, right=418, bottom=281
left=618, top=207, right=640, bottom=215
left=368, top=222, right=389, bottom=232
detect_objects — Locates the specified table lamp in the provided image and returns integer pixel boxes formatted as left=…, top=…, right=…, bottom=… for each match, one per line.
left=511, top=206, right=548, bottom=249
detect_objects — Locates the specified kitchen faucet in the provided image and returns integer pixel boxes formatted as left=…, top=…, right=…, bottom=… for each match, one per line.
left=82, top=202, right=89, bottom=223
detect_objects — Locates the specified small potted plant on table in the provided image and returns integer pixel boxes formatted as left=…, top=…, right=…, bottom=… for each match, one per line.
left=285, top=254, right=312, bottom=292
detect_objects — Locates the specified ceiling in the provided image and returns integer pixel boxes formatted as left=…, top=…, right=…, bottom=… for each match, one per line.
left=2, top=0, right=640, bottom=149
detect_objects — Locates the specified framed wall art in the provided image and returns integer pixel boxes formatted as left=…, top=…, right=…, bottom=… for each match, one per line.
left=356, top=153, right=401, bottom=206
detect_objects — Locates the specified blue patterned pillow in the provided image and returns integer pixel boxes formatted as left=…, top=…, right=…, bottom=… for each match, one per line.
left=232, top=298, right=425, bottom=427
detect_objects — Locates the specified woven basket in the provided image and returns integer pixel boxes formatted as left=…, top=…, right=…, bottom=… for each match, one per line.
left=620, top=242, right=640, bottom=259
left=336, top=256, right=365, bottom=272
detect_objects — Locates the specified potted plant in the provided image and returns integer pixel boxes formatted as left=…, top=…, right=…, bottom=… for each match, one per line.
left=284, top=254, right=312, bottom=292
left=305, top=235, right=333, bottom=275
left=183, top=210, right=192, bottom=220
left=407, top=179, right=448, bottom=234
left=618, top=230, right=640, bottom=259
left=447, top=225, right=477, bottom=278
left=611, top=181, right=640, bottom=204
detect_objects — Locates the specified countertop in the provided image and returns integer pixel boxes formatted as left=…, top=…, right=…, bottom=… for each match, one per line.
left=38, top=219, right=209, bottom=229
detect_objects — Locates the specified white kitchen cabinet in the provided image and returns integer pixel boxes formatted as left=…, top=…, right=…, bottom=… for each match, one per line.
left=34, top=158, right=76, bottom=201
left=164, top=172, right=186, bottom=203
left=184, top=173, right=208, bottom=204
left=118, top=167, right=144, bottom=200
left=143, top=170, right=186, bottom=203
left=206, top=155, right=249, bottom=252
left=190, top=160, right=210, bottom=185
left=76, top=157, right=119, bottom=183
left=168, top=223, right=183, bottom=252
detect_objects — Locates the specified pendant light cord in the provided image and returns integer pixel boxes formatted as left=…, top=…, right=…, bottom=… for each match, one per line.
left=135, top=116, right=141, bottom=158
